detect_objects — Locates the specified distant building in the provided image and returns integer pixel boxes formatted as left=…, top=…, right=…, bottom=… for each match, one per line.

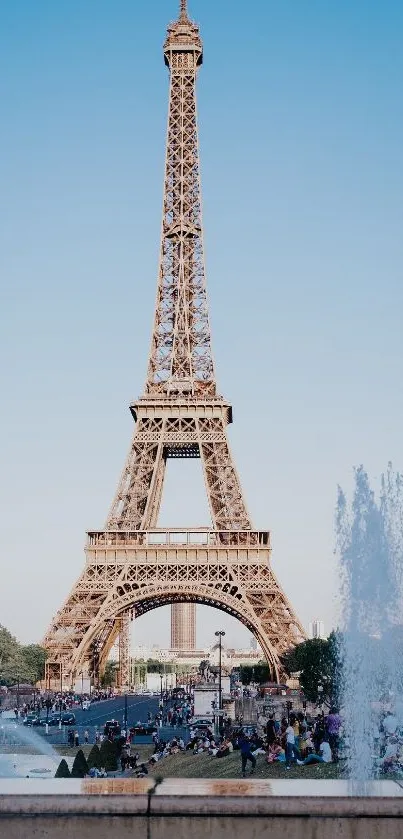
left=250, top=635, right=258, bottom=651
left=309, top=620, right=326, bottom=640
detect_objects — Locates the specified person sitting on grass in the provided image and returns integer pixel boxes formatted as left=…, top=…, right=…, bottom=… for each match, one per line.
left=297, top=738, right=332, bottom=766
left=193, top=738, right=204, bottom=754
left=216, top=737, right=233, bottom=758
left=266, top=738, right=283, bottom=763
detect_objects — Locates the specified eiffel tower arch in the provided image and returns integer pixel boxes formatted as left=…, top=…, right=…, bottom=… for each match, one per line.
left=44, top=0, right=306, bottom=688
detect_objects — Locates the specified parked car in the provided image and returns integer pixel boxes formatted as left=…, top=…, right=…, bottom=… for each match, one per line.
left=23, top=714, right=41, bottom=727
left=187, top=718, right=214, bottom=732
left=104, top=720, right=121, bottom=737
left=61, top=712, right=76, bottom=725
left=129, top=722, right=157, bottom=736
left=45, top=712, right=76, bottom=726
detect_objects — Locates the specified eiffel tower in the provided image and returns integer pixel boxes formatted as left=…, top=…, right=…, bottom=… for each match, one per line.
left=44, top=0, right=305, bottom=689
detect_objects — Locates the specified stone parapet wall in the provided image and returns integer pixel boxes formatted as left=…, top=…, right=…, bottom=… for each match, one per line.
left=0, top=778, right=403, bottom=839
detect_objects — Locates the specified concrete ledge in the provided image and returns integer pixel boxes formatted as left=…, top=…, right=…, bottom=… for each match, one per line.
left=0, top=779, right=403, bottom=839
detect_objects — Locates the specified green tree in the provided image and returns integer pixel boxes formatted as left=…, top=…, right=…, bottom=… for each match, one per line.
left=282, top=632, right=342, bottom=705
left=100, top=660, right=119, bottom=688
left=239, top=662, right=271, bottom=685
left=99, top=739, right=118, bottom=772
left=0, top=626, right=47, bottom=685
left=87, top=744, right=102, bottom=770
left=146, top=658, right=160, bottom=673
left=0, top=626, right=23, bottom=684
left=19, top=645, right=47, bottom=682
left=55, top=759, right=71, bottom=778
left=71, top=749, right=89, bottom=778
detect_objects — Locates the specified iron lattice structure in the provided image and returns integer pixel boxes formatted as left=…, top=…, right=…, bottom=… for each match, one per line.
left=43, top=0, right=305, bottom=687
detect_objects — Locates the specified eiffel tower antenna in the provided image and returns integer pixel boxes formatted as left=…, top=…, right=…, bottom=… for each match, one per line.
left=43, top=3, right=306, bottom=690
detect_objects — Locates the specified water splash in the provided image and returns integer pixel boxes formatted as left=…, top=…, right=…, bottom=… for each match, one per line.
left=336, top=464, right=403, bottom=783
left=0, top=720, right=59, bottom=777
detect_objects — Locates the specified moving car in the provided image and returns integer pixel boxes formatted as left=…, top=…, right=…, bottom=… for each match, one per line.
left=82, top=700, right=91, bottom=710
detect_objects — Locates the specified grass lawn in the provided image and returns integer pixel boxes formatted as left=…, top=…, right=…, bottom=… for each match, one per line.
left=55, top=745, right=341, bottom=780
left=146, top=751, right=341, bottom=780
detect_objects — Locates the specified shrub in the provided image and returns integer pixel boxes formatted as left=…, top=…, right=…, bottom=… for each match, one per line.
left=99, top=738, right=118, bottom=772
left=87, top=744, right=102, bottom=770
left=71, top=749, right=89, bottom=778
left=55, top=759, right=71, bottom=778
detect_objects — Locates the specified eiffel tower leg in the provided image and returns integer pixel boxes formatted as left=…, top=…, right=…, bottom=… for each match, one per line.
left=107, top=428, right=165, bottom=530
left=117, top=613, right=131, bottom=690
left=143, top=442, right=166, bottom=528
left=198, top=418, right=251, bottom=530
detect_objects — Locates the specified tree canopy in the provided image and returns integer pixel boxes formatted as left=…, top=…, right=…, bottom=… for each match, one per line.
left=100, top=660, right=119, bottom=688
left=0, top=625, right=47, bottom=685
left=71, top=750, right=89, bottom=779
left=238, top=662, right=271, bottom=685
left=282, top=632, right=342, bottom=705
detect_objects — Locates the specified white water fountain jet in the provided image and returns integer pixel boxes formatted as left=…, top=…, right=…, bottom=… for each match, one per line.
left=336, top=464, right=403, bottom=787
left=0, top=721, right=59, bottom=778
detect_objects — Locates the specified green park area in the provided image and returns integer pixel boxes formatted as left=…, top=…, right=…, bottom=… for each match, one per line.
left=54, top=743, right=340, bottom=781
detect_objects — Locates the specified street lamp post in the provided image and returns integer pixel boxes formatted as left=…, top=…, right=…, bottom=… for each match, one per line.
left=215, top=630, right=225, bottom=731
left=124, top=693, right=128, bottom=732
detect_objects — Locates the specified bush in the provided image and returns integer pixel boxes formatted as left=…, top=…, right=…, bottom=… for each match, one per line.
left=55, top=759, right=70, bottom=778
left=87, top=744, right=102, bottom=770
left=99, top=738, right=118, bottom=772
left=71, top=749, right=89, bottom=778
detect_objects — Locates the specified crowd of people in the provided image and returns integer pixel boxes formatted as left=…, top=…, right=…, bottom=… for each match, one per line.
left=70, top=702, right=403, bottom=780
left=121, top=708, right=343, bottom=777
left=12, top=689, right=113, bottom=720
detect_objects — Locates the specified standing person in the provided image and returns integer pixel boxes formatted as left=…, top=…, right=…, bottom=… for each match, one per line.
left=325, top=708, right=342, bottom=762
left=285, top=720, right=299, bottom=770
left=74, top=730, right=79, bottom=748
left=95, top=727, right=100, bottom=745
left=266, top=714, right=277, bottom=746
left=238, top=732, right=256, bottom=778
left=84, top=729, right=89, bottom=744
left=313, top=715, right=325, bottom=754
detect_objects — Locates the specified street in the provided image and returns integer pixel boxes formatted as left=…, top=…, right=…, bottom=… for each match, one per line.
left=25, top=694, right=190, bottom=747
left=73, top=694, right=159, bottom=730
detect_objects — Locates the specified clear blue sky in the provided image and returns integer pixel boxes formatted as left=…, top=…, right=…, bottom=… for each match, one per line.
left=1, top=0, right=402, bottom=651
